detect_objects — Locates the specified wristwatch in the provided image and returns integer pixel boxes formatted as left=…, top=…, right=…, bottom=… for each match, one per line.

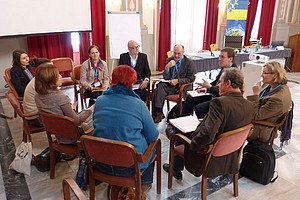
left=144, top=78, right=149, bottom=82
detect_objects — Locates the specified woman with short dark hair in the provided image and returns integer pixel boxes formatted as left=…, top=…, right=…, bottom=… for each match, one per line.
left=35, top=63, right=93, bottom=144
left=93, top=65, right=158, bottom=192
left=10, top=50, right=33, bottom=97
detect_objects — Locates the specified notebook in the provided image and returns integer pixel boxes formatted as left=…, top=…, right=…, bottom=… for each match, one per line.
left=169, top=115, right=201, bottom=133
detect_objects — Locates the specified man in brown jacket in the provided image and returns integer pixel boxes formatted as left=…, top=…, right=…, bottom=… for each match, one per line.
left=163, top=68, right=254, bottom=179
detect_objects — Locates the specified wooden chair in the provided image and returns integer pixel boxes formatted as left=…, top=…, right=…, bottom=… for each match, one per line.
left=39, top=110, right=92, bottom=179
left=5, top=91, right=45, bottom=142
left=78, top=135, right=161, bottom=200
left=145, top=81, right=151, bottom=110
left=51, top=58, right=76, bottom=89
left=167, top=124, right=253, bottom=200
left=210, top=44, right=220, bottom=51
left=70, top=65, right=87, bottom=110
left=252, top=104, right=293, bottom=147
left=167, top=51, right=173, bottom=58
left=245, top=44, right=256, bottom=48
left=151, top=76, right=195, bottom=116
left=56, top=177, right=88, bottom=200
left=198, top=50, right=209, bottom=53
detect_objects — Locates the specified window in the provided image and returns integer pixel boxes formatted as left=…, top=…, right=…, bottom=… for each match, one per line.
left=171, top=0, right=207, bottom=53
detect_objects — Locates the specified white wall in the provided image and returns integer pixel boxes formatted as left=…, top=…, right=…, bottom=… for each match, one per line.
left=0, top=37, right=28, bottom=90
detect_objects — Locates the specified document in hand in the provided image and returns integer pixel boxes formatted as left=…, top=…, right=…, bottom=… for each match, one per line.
left=187, top=90, right=211, bottom=98
left=169, top=115, right=201, bottom=133
left=152, top=78, right=170, bottom=83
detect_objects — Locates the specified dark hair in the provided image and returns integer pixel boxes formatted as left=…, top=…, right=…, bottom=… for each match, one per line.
left=221, top=47, right=235, bottom=61
left=12, top=49, right=28, bottom=67
left=29, top=57, right=51, bottom=68
left=88, top=45, right=100, bottom=54
left=222, top=68, right=244, bottom=90
left=111, top=65, right=137, bottom=88
left=35, top=64, right=60, bottom=94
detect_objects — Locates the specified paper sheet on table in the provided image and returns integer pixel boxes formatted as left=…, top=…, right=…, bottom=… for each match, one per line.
left=187, top=90, right=211, bottom=98
left=169, top=115, right=201, bottom=133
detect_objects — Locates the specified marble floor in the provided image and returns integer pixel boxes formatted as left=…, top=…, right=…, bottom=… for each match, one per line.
left=1, top=71, right=300, bottom=200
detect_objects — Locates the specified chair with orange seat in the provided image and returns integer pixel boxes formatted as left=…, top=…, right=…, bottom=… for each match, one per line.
left=198, top=50, right=209, bottom=53
left=56, top=177, right=88, bottom=200
left=39, top=110, right=92, bottom=179
left=70, top=65, right=88, bottom=110
left=51, top=58, right=76, bottom=91
left=167, top=124, right=253, bottom=200
left=78, top=135, right=161, bottom=200
left=5, top=91, right=45, bottom=142
left=167, top=51, right=173, bottom=58
left=210, top=44, right=220, bottom=51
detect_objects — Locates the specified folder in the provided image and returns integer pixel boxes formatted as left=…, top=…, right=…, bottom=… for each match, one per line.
left=169, top=115, right=201, bottom=133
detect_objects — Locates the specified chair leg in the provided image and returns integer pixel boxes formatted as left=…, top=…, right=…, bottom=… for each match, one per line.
left=49, top=147, right=56, bottom=179
left=89, top=174, right=95, bottom=200
left=168, top=146, right=175, bottom=189
left=167, top=100, right=170, bottom=111
left=156, top=140, right=161, bottom=194
left=201, top=176, right=207, bottom=200
left=233, top=173, right=238, bottom=197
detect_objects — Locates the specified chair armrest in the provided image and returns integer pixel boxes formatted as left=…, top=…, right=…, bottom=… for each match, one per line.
left=170, top=133, right=192, bottom=145
left=84, top=127, right=94, bottom=135
left=63, top=177, right=88, bottom=200
left=252, top=120, right=279, bottom=127
left=137, top=139, right=161, bottom=163
left=196, top=144, right=213, bottom=154
left=23, top=112, right=39, bottom=118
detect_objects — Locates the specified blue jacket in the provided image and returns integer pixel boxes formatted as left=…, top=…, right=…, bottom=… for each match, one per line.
left=93, top=85, right=159, bottom=169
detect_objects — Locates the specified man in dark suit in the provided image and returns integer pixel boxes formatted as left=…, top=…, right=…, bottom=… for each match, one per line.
left=119, top=40, right=151, bottom=102
left=181, top=47, right=237, bottom=118
left=163, top=68, right=254, bottom=179
left=153, top=44, right=195, bottom=123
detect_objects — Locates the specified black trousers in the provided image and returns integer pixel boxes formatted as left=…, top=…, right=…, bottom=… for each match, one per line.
left=84, top=90, right=102, bottom=107
left=134, top=88, right=147, bottom=102
left=181, top=95, right=212, bottom=118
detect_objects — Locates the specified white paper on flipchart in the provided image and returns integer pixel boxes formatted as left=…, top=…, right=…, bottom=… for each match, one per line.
left=169, top=115, right=201, bottom=133
left=187, top=90, right=212, bottom=98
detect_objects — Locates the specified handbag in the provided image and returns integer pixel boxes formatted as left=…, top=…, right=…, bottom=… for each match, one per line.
left=9, top=142, right=32, bottom=176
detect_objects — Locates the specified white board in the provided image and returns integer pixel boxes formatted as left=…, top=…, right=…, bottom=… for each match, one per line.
left=0, top=0, right=92, bottom=38
left=108, top=12, right=142, bottom=59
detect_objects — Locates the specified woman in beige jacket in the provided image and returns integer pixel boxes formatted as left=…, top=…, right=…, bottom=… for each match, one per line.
left=247, top=61, right=292, bottom=143
left=80, top=45, right=110, bottom=107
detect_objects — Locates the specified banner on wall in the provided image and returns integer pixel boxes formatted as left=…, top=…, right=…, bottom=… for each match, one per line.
left=226, top=0, right=249, bottom=36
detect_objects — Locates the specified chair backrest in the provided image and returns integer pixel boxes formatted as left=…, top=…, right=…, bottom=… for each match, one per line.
left=5, top=91, right=24, bottom=118
left=198, top=50, right=209, bottom=53
left=210, top=44, right=219, bottom=51
left=80, top=135, right=138, bottom=168
left=39, top=110, right=83, bottom=139
left=61, top=177, right=88, bottom=200
left=72, top=65, right=81, bottom=81
left=4, top=67, right=23, bottom=101
left=51, top=58, right=74, bottom=72
left=212, top=124, right=253, bottom=157
left=167, top=51, right=173, bottom=58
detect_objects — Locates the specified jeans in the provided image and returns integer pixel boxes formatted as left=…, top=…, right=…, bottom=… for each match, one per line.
left=95, top=162, right=155, bottom=185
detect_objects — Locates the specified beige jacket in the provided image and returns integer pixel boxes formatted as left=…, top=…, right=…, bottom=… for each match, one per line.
left=80, top=59, right=110, bottom=93
left=247, top=84, right=292, bottom=143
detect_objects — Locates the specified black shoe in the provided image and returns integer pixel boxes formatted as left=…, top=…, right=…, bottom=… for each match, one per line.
left=163, top=163, right=182, bottom=179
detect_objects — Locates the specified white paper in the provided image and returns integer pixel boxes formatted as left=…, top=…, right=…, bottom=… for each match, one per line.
left=133, top=84, right=140, bottom=90
left=152, top=78, right=170, bottom=83
left=187, top=90, right=211, bottom=98
left=169, top=115, right=201, bottom=133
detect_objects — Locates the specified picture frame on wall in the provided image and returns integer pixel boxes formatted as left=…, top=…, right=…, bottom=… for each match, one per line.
left=126, top=0, right=138, bottom=11
left=279, top=0, right=287, bottom=20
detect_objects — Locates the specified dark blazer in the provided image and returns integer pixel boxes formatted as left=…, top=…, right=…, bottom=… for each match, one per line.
left=207, top=63, right=237, bottom=96
left=119, top=52, right=151, bottom=81
left=10, top=65, right=33, bottom=97
left=163, top=55, right=195, bottom=90
left=184, top=92, right=254, bottom=178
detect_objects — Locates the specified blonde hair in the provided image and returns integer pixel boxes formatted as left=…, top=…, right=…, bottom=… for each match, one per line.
left=263, top=61, right=287, bottom=84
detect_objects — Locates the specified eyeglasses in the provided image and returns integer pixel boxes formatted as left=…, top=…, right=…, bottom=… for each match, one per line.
left=219, top=55, right=228, bottom=59
left=129, top=45, right=140, bottom=50
left=262, top=72, right=274, bottom=75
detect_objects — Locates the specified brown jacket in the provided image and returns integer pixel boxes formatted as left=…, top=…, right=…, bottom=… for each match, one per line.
left=247, top=84, right=292, bottom=143
left=184, top=92, right=254, bottom=177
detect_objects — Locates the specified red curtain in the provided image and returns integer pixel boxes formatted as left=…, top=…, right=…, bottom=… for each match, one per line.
left=79, top=32, right=90, bottom=63
left=91, top=0, right=106, bottom=61
left=244, top=0, right=259, bottom=46
left=257, top=0, right=276, bottom=46
left=27, top=34, right=73, bottom=59
left=202, top=0, right=219, bottom=50
left=158, top=0, right=171, bottom=71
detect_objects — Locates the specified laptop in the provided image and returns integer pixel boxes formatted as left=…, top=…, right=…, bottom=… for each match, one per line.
left=271, top=41, right=284, bottom=48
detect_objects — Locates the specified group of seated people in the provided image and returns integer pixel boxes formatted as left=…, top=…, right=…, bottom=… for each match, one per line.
left=8, top=42, right=291, bottom=193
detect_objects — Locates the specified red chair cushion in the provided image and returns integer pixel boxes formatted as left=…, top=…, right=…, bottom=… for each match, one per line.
left=61, top=77, right=75, bottom=87
left=94, top=168, right=136, bottom=187
left=174, top=145, right=184, bottom=157
left=52, top=141, right=79, bottom=156
left=166, top=94, right=180, bottom=102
